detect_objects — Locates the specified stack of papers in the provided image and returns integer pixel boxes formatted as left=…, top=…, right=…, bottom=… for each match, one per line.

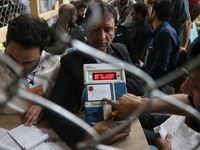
left=0, top=125, right=71, bottom=150
left=8, top=124, right=49, bottom=150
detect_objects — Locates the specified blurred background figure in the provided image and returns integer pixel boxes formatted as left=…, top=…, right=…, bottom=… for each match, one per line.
left=70, top=1, right=87, bottom=27
left=129, top=2, right=152, bottom=66
left=109, top=0, right=136, bottom=27
left=45, top=3, right=86, bottom=55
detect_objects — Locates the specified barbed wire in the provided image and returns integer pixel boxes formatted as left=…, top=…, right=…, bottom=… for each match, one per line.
left=0, top=2, right=200, bottom=150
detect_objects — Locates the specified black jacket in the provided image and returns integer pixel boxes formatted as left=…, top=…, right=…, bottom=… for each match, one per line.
left=45, top=43, right=145, bottom=149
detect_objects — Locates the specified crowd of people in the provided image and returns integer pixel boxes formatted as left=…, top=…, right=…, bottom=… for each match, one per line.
left=0, top=0, right=200, bottom=150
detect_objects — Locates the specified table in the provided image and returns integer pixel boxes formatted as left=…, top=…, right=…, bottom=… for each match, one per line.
left=0, top=115, right=150, bottom=150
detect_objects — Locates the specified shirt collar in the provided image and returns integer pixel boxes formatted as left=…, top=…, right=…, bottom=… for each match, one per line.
left=152, top=21, right=169, bottom=35
left=89, top=45, right=114, bottom=63
left=31, top=51, right=47, bottom=73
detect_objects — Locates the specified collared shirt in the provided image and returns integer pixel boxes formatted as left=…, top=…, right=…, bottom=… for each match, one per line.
left=0, top=51, right=60, bottom=114
left=45, top=21, right=86, bottom=55
left=142, top=22, right=180, bottom=80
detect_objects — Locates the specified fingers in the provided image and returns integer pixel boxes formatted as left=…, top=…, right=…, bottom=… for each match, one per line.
left=103, top=132, right=130, bottom=145
left=104, top=116, right=114, bottom=125
left=112, top=132, right=130, bottom=142
left=165, top=133, right=171, bottom=141
left=24, top=105, right=43, bottom=126
left=102, top=98, right=117, bottom=107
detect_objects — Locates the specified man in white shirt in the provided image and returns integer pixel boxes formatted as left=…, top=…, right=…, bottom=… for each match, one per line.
left=0, top=14, right=60, bottom=126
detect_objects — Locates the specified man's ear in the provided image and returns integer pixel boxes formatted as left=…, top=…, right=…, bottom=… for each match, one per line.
left=114, top=26, right=117, bottom=33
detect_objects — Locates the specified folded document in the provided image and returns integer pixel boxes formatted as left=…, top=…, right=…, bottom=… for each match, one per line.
left=8, top=124, right=49, bottom=150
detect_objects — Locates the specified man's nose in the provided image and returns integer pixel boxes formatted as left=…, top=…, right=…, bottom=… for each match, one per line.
left=98, top=30, right=106, bottom=39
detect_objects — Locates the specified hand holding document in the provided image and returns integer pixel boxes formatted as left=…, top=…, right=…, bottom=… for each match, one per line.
left=154, top=115, right=200, bottom=150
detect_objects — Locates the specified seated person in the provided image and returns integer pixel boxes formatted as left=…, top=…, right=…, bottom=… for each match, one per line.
left=45, top=2, right=145, bottom=149
left=0, top=14, right=60, bottom=126
left=104, top=36, right=200, bottom=150
left=45, top=3, right=86, bottom=55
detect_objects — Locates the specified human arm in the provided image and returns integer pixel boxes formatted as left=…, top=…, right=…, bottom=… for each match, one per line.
left=84, top=117, right=130, bottom=145
left=180, top=20, right=192, bottom=52
left=103, top=93, right=192, bottom=118
left=23, top=104, right=44, bottom=126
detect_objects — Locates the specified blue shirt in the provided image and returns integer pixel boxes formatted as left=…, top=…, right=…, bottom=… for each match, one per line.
left=142, top=22, right=180, bottom=80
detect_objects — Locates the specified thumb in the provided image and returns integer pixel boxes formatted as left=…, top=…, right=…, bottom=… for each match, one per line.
left=165, top=133, right=171, bottom=141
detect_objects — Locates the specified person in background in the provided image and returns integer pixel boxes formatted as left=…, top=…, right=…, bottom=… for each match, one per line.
left=45, top=3, right=86, bottom=55
left=138, top=0, right=179, bottom=146
left=104, top=35, right=200, bottom=150
left=45, top=2, right=145, bottom=149
left=170, top=0, right=192, bottom=53
left=147, top=0, right=191, bottom=54
left=129, top=2, right=152, bottom=66
left=0, top=14, right=60, bottom=126
left=108, top=0, right=136, bottom=27
left=70, top=1, right=87, bottom=27
left=112, top=25, right=136, bottom=64
left=188, top=0, right=200, bottom=22
left=142, top=0, right=179, bottom=90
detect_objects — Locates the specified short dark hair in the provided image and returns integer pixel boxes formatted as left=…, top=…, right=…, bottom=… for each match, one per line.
left=70, top=1, right=87, bottom=10
left=6, top=14, right=50, bottom=52
left=132, top=2, right=148, bottom=18
left=152, top=0, right=173, bottom=21
left=85, top=2, right=118, bottom=26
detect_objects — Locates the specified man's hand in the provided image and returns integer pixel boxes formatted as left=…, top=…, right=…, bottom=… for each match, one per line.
left=23, top=104, right=44, bottom=126
left=156, top=133, right=171, bottom=150
left=92, top=117, right=129, bottom=145
left=103, top=93, right=146, bottom=118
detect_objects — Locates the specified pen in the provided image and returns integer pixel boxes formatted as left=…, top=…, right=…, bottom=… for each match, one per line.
left=111, top=109, right=119, bottom=116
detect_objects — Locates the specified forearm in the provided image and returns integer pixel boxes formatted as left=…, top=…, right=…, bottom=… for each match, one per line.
left=147, top=94, right=191, bottom=115
left=180, top=20, right=192, bottom=48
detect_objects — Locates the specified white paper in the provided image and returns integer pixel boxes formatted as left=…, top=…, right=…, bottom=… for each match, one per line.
left=8, top=124, right=49, bottom=150
left=154, top=115, right=200, bottom=150
left=0, top=128, right=22, bottom=150
left=0, top=127, right=71, bottom=150
left=154, top=115, right=185, bottom=139
left=171, top=123, right=200, bottom=150
left=39, top=128, right=71, bottom=150
left=87, top=84, right=111, bottom=100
